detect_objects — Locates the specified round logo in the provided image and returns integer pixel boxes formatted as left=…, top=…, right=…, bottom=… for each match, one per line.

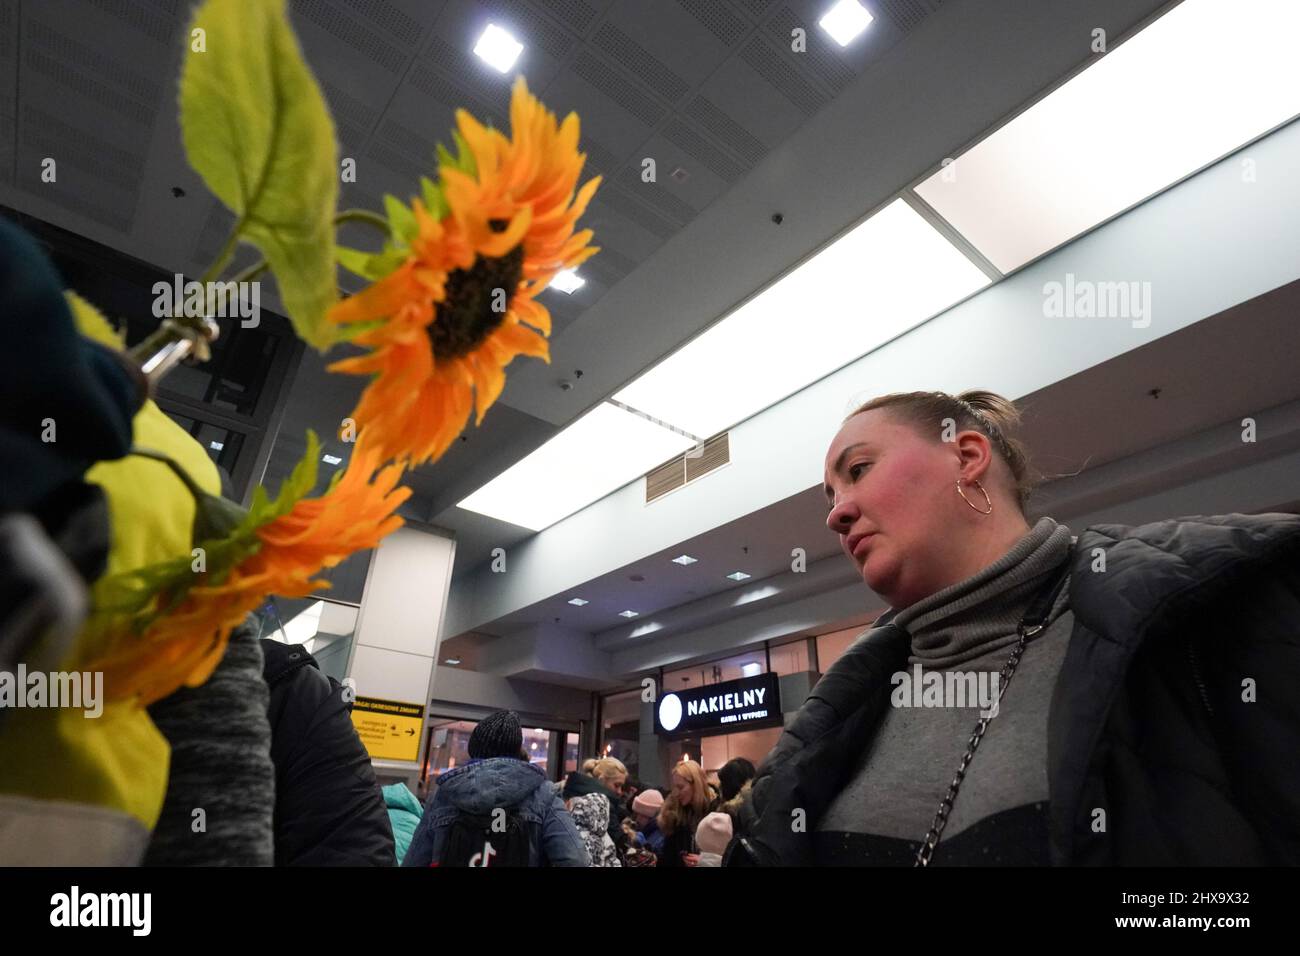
left=658, top=693, right=683, bottom=732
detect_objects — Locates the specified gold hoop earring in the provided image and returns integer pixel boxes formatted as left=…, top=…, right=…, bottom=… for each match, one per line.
left=957, top=479, right=993, bottom=515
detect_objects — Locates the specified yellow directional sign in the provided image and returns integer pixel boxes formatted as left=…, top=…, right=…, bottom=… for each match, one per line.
left=351, top=696, right=424, bottom=762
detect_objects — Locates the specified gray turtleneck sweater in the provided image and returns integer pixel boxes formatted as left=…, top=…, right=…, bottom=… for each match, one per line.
left=818, top=517, right=1075, bottom=865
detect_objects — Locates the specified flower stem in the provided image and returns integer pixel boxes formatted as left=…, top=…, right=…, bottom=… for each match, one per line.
left=200, top=224, right=242, bottom=285
left=335, top=208, right=391, bottom=235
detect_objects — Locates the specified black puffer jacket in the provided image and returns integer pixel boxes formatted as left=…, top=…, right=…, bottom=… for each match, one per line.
left=726, top=512, right=1300, bottom=866
left=562, top=771, right=627, bottom=850
left=262, top=640, right=395, bottom=866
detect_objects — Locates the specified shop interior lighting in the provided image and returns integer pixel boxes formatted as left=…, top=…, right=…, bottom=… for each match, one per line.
left=613, top=199, right=988, bottom=437
left=473, top=23, right=523, bottom=73
left=671, top=554, right=698, bottom=565
left=551, top=269, right=585, bottom=294
left=567, top=597, right=589, bottom=606
left=913, top=0, right=1300, bottom=273
left=819, top=0, right=874, bottom=47
left=457, top=402, right=695, bottom=530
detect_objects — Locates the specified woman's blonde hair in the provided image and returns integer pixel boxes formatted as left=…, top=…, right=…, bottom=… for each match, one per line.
left=591, top=757, right=627, bottom=785
left=845, top=389, right=1035, bottom=509
left=658, top=759, right=714, bottom=836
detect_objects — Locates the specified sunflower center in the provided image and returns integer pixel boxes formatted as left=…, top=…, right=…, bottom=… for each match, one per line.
left=428, top=219, right=524, bottom=361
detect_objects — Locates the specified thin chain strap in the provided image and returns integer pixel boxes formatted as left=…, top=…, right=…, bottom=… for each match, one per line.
left=914, top=562, right=1071, bottom=867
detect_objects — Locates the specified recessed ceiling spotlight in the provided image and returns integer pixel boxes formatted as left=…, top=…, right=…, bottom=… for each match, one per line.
left=726, top=571, right=751, bottom=581
left=567, top=597, right=589, bottom=606
left=551, top=269, right=585, bottom=294
left=443, top=658, right=461, bottom=665
left=619, top=609, right=639, bottom=618
left=474, top=23, right=523, bottom=73
left=322, top=454, right=343, bottom=465
left=819, top=0, right=874, bottom=47
left=671, top=554, right=698, bottom=565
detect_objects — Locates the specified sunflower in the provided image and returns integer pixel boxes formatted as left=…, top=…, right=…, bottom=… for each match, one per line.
left=85, top=436, right=411, bottom=706
left=328, top=76, right=601, bottom=466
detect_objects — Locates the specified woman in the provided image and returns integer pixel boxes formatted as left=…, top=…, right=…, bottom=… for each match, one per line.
left=563, top=756, right=629, bottom=851
left=658, top=760, right=719, bottom=867
left=715, top=757, right=757, bottom=839
left=727, top=390, right=1300, bottom=866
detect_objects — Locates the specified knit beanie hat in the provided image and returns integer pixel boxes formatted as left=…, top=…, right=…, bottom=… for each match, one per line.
left=468, top=710, right=523, bottom=759
left=632, top=789, right=664, bottom=816
left=695, top=811, right=733, bottom=856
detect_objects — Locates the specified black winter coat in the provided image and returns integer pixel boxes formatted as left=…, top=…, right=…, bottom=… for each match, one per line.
left=562, top=771, right=627, bottom=850
left=726, top=513, right=1300, bottom=866
left=262, top=640, right=396, bottom=866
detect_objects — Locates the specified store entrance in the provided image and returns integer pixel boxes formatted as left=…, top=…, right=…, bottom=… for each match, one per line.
left=420, top=717, right=580, bottom=793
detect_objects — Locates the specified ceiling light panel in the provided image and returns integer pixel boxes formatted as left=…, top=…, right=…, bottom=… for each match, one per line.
left=914, top=0, right=1300, bottom=274
left=457, top=403, right=695, bottom=531
left=612, top=199, right=989, bottom=437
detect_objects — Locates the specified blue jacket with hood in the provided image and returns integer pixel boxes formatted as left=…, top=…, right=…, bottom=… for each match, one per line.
left=402, top=758, right=590, bottom=866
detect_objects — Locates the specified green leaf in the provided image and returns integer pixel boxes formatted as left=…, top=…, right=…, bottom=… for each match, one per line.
left=382, top=194, right=417, bottom=243
left=180, top=0, right=340, bottom=350
left=437, top=129, right=478, bottom=179
left=420, top=176, right=448, bottom=220
left=336, top=245, right=383, bottom=281
left=451, top=130, right=477, bottom=177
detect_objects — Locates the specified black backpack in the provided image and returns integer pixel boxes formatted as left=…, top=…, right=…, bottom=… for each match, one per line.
left=437, top=810, right=532, bottom=867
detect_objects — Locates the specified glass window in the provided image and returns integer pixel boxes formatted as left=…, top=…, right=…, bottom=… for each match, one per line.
left=260, top=597, right=358, bottom=685
left=522, top=726, right=549, bottom=775
left=564, top=732, right=579, bottom=775
left=424, top=719, right=476, bottom=780
left=816, top=623, right=876, bottom=672
left=663, top=647, right=766, bottom=692
left=598, top=689, right=642, bottom=779
left=768, top=640, right=809, bottom=675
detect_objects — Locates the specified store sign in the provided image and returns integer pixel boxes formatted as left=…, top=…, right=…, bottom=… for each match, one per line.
left=654, top=672, right=782, bottom=738
left=351, top=696, right=425, bottom=762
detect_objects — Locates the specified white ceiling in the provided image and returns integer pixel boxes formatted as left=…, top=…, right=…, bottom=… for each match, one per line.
left=0, top=0, right=1182, bottom=586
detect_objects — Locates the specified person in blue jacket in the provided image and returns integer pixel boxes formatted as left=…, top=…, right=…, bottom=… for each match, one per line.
left=402, top=710, right=589, bottom=867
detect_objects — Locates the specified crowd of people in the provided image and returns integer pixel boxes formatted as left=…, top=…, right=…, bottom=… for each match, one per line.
left=400, top=709, right=758, bottom=867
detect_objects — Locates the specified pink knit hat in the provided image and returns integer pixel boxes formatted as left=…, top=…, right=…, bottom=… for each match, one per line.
left=695, top=812, right=733, bottom=855
left=632, top=789, right=664, bottom=816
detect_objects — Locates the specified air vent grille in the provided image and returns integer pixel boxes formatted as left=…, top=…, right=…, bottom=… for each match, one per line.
left=290, top=0, right=408, bottom=74
left=663, top=117, right=746, bottom=183
left=684, top=94, right=767, bottom=166
left=592, top=22, right=690, bottom=103
left=767, top=6, right=856, bottom=92
left=646, top=432, right=730, bottom=503
left=675, top=0, right=748, bottom=46
left=685, top=432, right=730, bottom=481
left=877, top=0, right=946, bottom=34
left=592, top=190, right=677, bottom=240
left=573, top=50, right=666, bottom=127
left=646, top=458, right=685, bottom=503
left=740, top=37, right=828, bottom=115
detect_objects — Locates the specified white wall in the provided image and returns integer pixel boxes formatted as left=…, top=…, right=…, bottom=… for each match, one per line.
left=447, top=116, right=1300, bottom=638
